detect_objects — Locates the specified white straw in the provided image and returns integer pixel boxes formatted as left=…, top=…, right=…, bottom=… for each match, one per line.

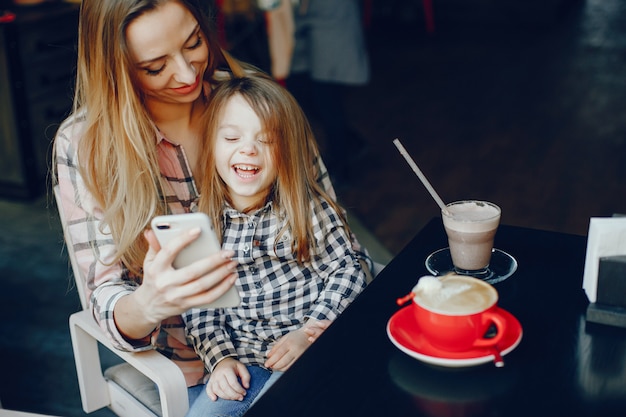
left=393, top=138, right=449, bottom=214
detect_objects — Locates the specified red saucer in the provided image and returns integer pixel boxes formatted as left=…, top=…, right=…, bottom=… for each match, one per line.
left=387, top=305, right=523, bottom=367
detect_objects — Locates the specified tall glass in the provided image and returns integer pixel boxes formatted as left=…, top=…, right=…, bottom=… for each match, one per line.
left=442, top=201, right=501, bottom=277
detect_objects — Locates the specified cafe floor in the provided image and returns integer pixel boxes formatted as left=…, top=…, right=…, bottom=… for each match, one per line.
left=1, top=0, right=626, bottom=416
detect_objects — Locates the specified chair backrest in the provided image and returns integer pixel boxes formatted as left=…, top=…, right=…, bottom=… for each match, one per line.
left=54, top=184, right=88, bottom=310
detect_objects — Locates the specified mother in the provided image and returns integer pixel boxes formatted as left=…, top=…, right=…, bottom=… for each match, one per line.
left=53, top=0, right=370, bottom=407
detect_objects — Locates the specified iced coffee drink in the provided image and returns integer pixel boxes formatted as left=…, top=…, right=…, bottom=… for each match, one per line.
left=442, top=201, right=501, bottom=273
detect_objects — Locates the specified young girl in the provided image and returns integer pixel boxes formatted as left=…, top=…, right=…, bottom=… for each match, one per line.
left=183, top=74, right=367, bottom=416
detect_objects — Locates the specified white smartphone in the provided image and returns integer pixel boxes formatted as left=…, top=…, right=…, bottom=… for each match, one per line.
left=151, top=212, right=240, bottom=309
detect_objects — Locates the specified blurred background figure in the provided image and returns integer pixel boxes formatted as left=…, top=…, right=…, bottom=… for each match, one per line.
left=264, top=0, right=294, bottom=86
left=214, top=0, right=274, bottom=74
left=214, top=0, right=294, bottom=85
left=286, top=0, right=371, bottom=186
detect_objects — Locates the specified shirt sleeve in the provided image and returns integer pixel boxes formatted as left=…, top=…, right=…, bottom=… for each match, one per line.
left=305, top=198, right=368, bottom=322
left=54, top=117, right=157, bottom=352
left=313, top=154, right=374, bottom=271
left=183, top=308, right=238, bottom=372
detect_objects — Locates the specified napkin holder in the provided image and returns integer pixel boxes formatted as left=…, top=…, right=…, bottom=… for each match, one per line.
left=586, top=255, right=626, bottom=328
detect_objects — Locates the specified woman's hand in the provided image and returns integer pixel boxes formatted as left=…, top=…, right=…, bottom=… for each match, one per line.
left=206, top=358, right=250, bottom=401
left=114, top=228, right=237, bottom=340
left=265, top=319, right=331, bottom=371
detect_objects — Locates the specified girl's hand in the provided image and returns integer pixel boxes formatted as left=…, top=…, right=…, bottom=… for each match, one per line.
left=206, top=358, right=250, bottom=401
left=302, top=319, right=331, bottom=343
left=265, top=319, right=330, bottom=371
left=132, top=228, right=237, bottom=325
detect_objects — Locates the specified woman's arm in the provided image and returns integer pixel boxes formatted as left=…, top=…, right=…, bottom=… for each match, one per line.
left=55, top=117, right=154, bottom=350
left=55, top=118, right=237, bottom=348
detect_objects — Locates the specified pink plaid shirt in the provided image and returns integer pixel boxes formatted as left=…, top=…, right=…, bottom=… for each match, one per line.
left=54, top=112, right=369, bottom=386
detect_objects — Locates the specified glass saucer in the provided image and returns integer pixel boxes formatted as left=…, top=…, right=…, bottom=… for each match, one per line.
left=425, top=247, right=518, bottom=284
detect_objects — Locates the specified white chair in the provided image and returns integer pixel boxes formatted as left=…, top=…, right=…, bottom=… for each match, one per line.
left=54, top=185, right=189, bottom=417
left=371, top=261, right=386, bottom=277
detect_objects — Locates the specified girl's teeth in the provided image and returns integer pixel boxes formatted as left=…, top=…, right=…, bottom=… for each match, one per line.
left=234, top=165, right=259, bottom=177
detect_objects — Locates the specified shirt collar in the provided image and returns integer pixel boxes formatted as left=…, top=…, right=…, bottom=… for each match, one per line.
left=222, top=200, right=274, bottom=223
left=155, top=126, right=178, bottom=146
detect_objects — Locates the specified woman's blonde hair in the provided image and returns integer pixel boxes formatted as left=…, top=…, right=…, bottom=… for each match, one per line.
left=62, top=0, right=246, bottom=275
left=198, top=75, right=349, bottom=263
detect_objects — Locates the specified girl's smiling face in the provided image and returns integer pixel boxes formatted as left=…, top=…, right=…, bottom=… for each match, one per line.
left=214, top=93, right=277, bottom=212
left=125, top=1, right=209, bottom=105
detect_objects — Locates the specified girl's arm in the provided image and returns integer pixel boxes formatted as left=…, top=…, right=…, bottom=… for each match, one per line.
left=302, top=319, right=331, bottom=342
left=313, top=155, right=374, bottom=271
left=304, top=199, right=368, bottom=322
left=264, top=318, right=331, bottom=371
left=183, top=307, right=238, bottom=372
left=265, top=199, right=367, bottom=371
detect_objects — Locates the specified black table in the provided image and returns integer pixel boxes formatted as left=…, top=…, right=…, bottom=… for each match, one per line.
left=246, top=218, right=626, bottom=417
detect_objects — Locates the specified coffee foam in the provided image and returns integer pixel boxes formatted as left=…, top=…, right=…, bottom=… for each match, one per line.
left=412, top=275, right=442, bottom=294
left=413, top=275, right=497, bottom=315
left=442, top=201, right=501, bottom=233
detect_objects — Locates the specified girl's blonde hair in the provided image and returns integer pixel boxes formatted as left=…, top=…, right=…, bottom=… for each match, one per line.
left=198, top=75, right=349, bottom=263
left=58, top=0, right=246, bottom=275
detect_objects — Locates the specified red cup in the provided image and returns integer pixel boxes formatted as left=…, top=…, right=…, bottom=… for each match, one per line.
left=412, top=275, right=507, bottom=352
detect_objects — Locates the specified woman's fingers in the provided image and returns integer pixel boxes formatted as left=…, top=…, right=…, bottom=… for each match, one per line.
left=140, top=227, right=238, bottom=314
left=144, top=228, right=161, bottom=252
left=142, top=227, right=200, bottom=282
left=185, top=268, right=238, bottom=308
left=149, top=227, right=202, bottom=273
left=176, top=251, right=236, bottom=286
left=171, top=254, right=237, bottom=296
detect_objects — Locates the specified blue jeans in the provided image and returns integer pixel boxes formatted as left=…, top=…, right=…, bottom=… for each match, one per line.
left=187, top=384, right=206, bottom=407
left=185, top=365, right=283, bottom=417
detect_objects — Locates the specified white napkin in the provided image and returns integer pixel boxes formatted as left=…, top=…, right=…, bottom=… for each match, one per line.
left=583, top=217, right=626, bottom=303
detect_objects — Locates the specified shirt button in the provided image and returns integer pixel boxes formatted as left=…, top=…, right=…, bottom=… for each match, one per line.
left=248, top=221, right=255, bottom=229
left=249, top=266, right=258, bottom=274
left=242, top=244, right=250, bottom=254
left=255, top=281, right=263, bottom=289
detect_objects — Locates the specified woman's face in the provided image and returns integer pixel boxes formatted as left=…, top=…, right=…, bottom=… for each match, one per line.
left=125, top=1, right=209, bottom=105
left=214, top=94, right=277, bottom=213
